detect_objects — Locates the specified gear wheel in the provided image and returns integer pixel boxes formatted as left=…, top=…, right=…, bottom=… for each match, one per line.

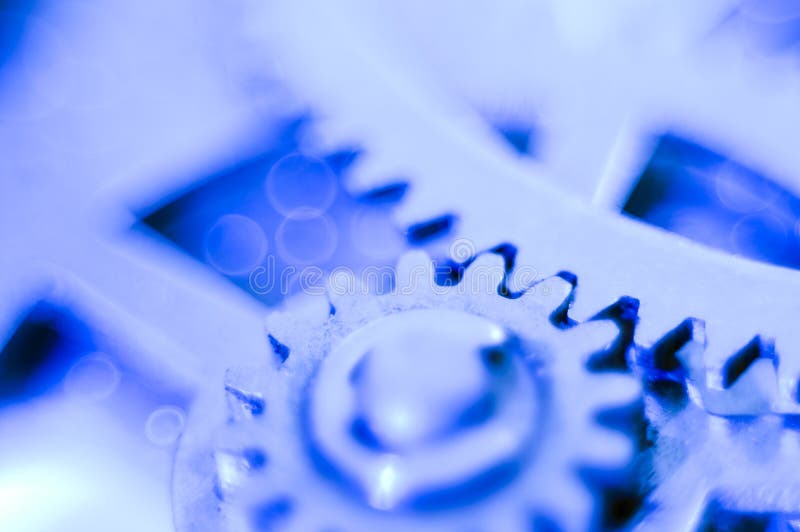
left=242, top=0, right=800, bottom=381
left=173, top=250, right=641, bottom=531
left=232, top=14, right=800, bottom=521
left=632, top=320, right=800, bottom=529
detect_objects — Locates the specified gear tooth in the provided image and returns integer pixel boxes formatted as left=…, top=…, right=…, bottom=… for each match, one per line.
left=489, top=242, right=518, bottom=261
left=433, top=257, right=465, bottom=287
left=562, top=320, right=619, bottom=357
left=592, top=296, right=640, bottom=323
left=264, top=311, right=292, bottom=344
left=721, top=335, right=778, bottom=389
left=396, top=249, right=434, bottom=278
left=213, top=445, right=269, bottom=501
left=555, top=270, right=578, bottom=288
left=327, top=268, right=360, bottom=305
left=284, top=293, right=333, bottom=323
left=460, top=253, right=506, bottom=296
left=586, top=297, right=639, bottom=371
left=548, top=277, right=577, bottom=327
left=701, top=336, right=779, bottom=415
left=395, top=250, right=435, bottom=294
left=264, top=294, right=331, bottom=341
left=265, top=296, right=329, bottom=367
left=647, top=317, right=707, bottom=373
left=522, top=275, right=576, bottom=320
left=487, top=242, right=516, bottom=273
left=486, top=243, right=521, bottom=297
left=506, top=250, right=550, bottom=298
left=214, top=449, right=246, bottom=500
left=429, top=242, right=519, bottom=295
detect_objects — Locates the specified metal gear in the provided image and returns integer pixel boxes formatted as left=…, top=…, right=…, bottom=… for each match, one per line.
left=241, top=0, right=800, bottom=381
left=234, top=10, right=800, bottom=523
left=172, top=250, right=641, bottom=531
left=632, top=323, right=795, bottom=528
left=631, top=319, right=800, bottom=529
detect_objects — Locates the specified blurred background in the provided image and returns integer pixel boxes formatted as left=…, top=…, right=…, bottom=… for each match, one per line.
left=1, top=0, right=800, bottom=530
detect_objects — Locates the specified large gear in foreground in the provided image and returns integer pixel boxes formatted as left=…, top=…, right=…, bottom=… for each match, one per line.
left=172, top=251, right=641, bottom=531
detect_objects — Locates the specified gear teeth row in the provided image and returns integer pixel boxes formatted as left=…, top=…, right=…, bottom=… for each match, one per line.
left=336, top=157, right=793, bottom=419
left=433, top=242, right=519, bottom=297
left=430, top=242, right=641, bottom=372
left=433, top=241, right=638, bottom=309
left=641, top=318, right=788, bottom=416
left=326, top=140, right=798, bottom=416
left=303, top=137, right=457, bottom=247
